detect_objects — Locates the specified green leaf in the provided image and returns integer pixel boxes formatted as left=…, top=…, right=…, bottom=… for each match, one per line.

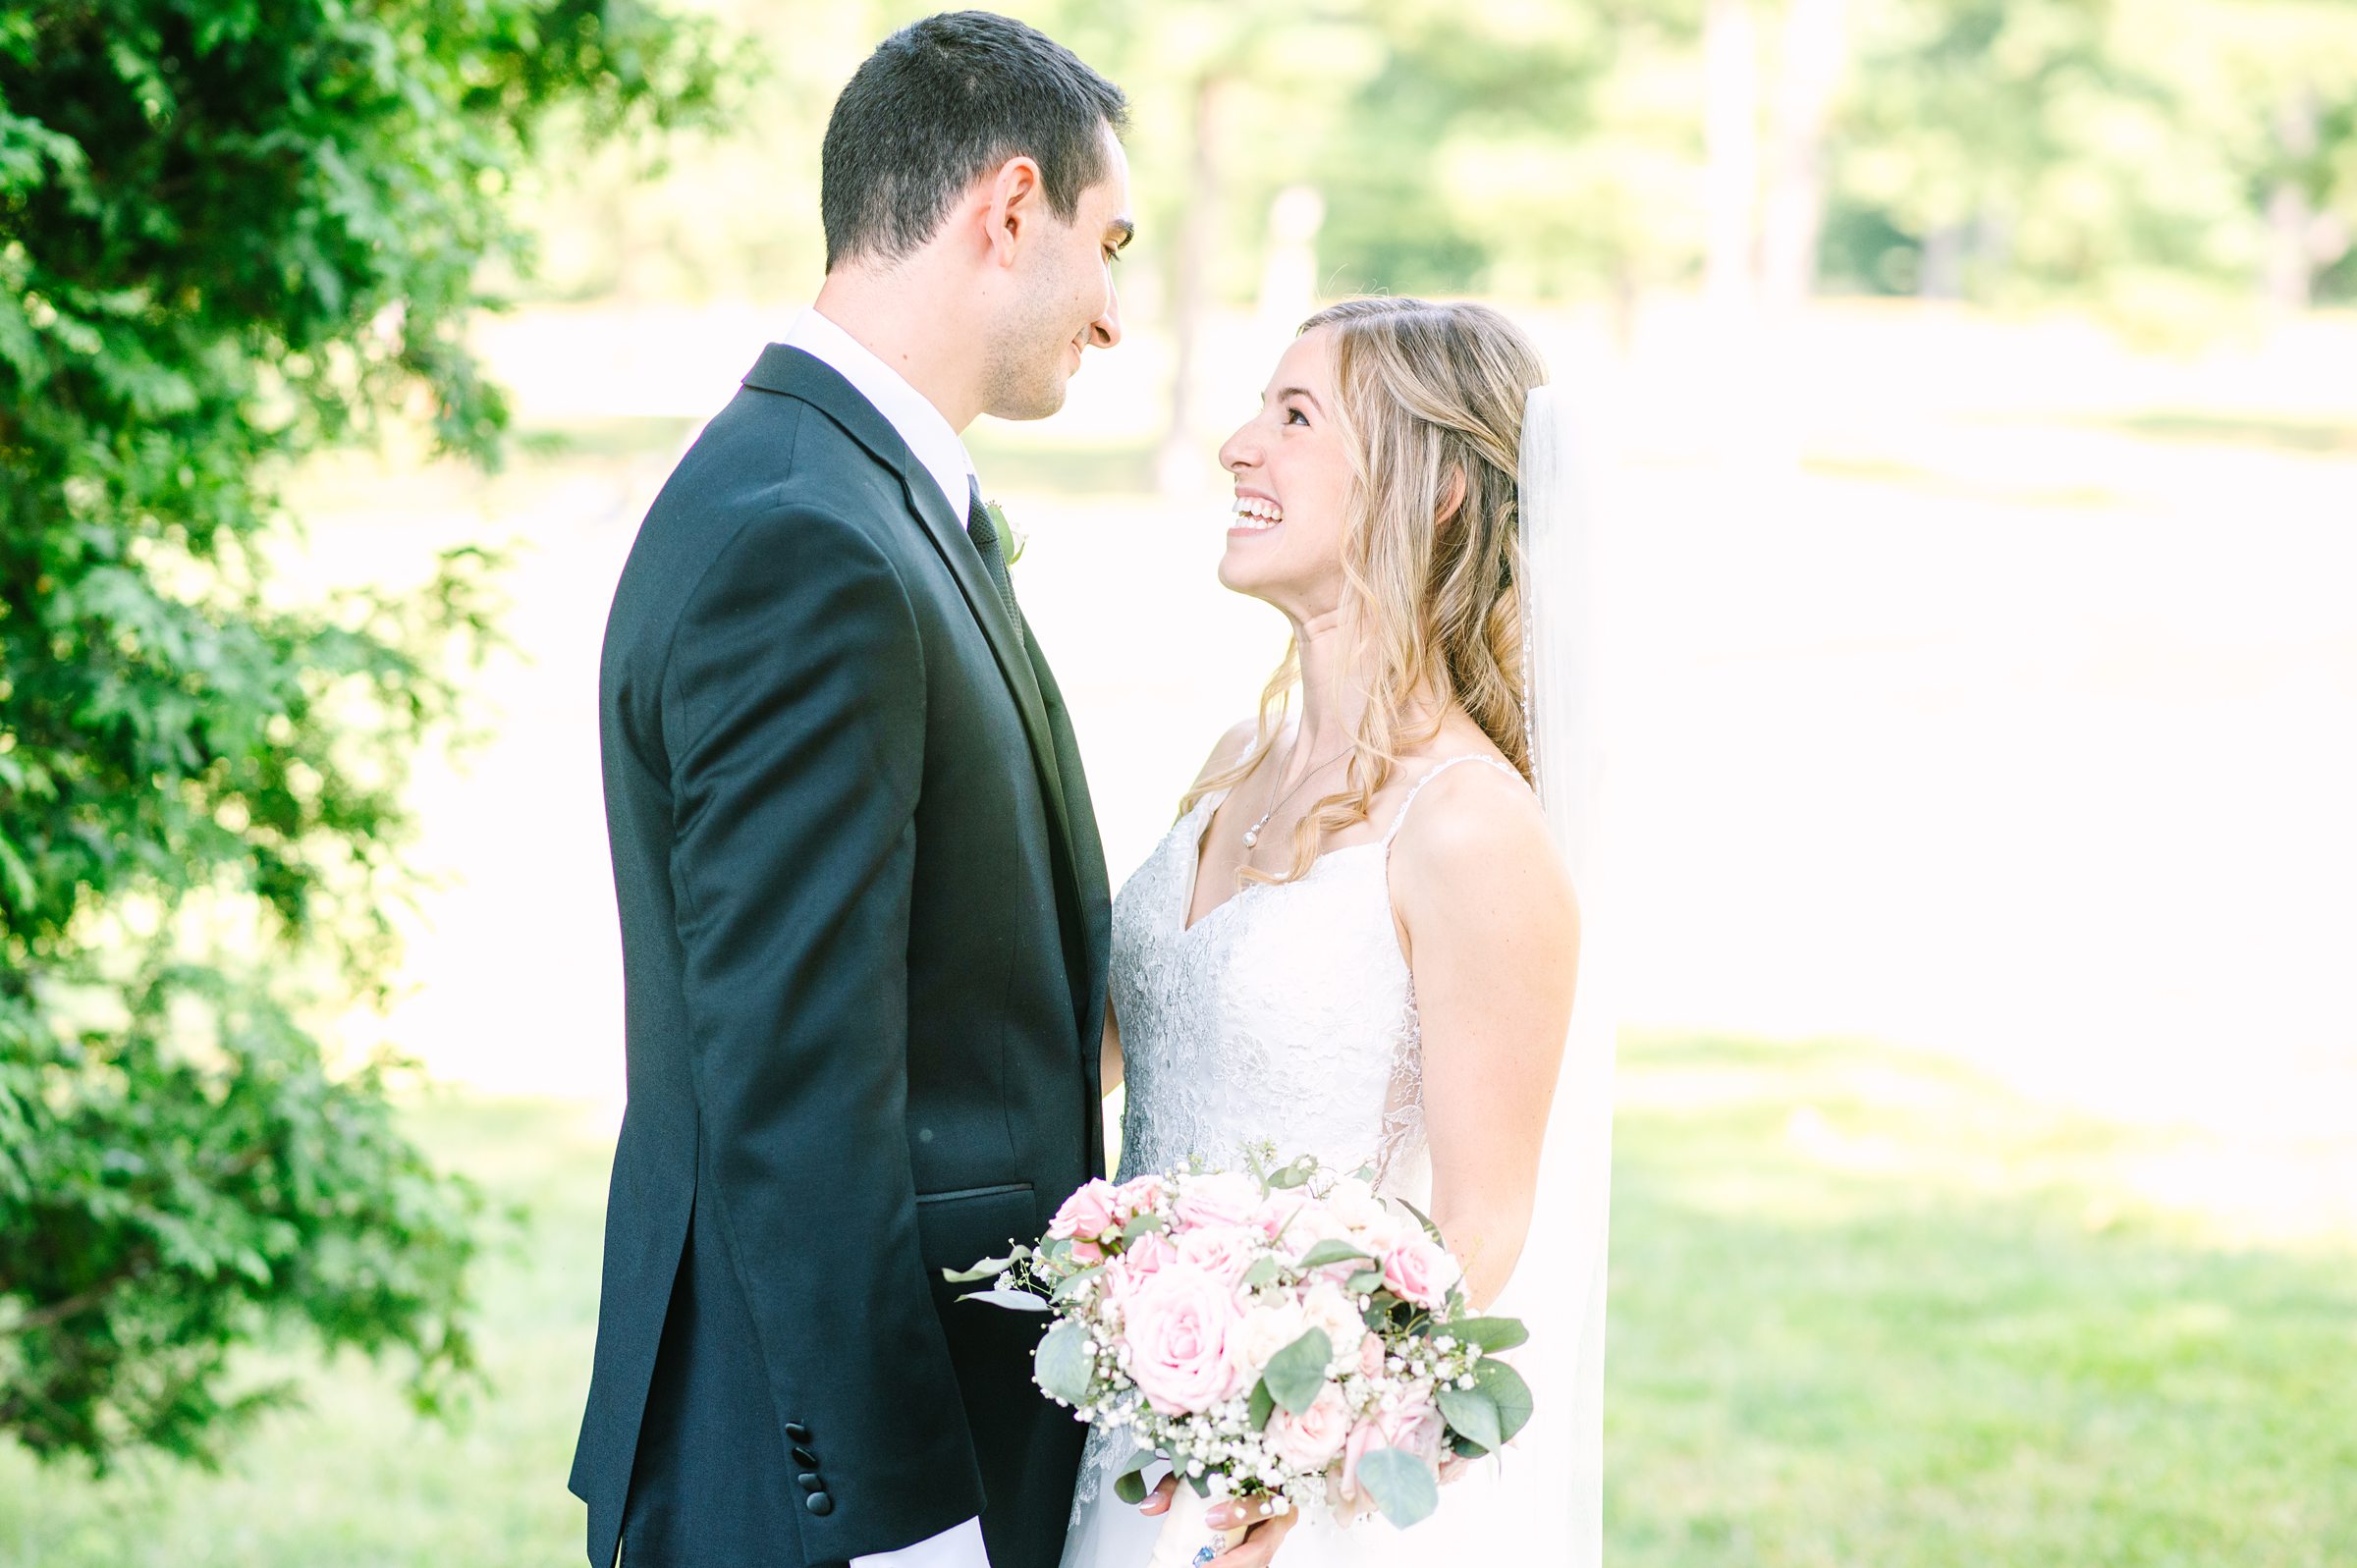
left=1354, top=1446, right=1440, bottom=1528
left=940, top=1247, right=1025, bottom=1283
left=1034, top=1322, right=1093, bottom=1404
left=1121, top=1211, right=1168, bottom=1240
left=1247, top=1377, right=1276, bottom=1431
left=1345, top=1268, right=1387, bottom=1295
left=1442, top=1316, right=1528, bottom=1352
left=1052, top=1265, right=1105, bottom=1301
left=1398, top=1198, right=1447, bottom=1246
left=1265, top=1159, right=1316, bottom=1190
left=1473, top=1358, right=1535, bottom=1443
left=962, top=1286, right=1051, bottom=1313
left=1295, top=1239, right=1375, bottom=1269
left=1241, top=1255, right=1282, bottom=1288
left=1113, top=1447, right=1158, bottom=1505
left=1263, top=1327, right=1334, bottom=1415
left=1437, top=1385, right=1502, bottom=1453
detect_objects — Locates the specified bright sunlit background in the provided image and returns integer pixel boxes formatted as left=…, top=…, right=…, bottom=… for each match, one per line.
left=7, top=1, right=2353, bottom=1564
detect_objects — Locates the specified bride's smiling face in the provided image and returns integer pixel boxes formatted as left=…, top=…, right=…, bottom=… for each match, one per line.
left=1215, top=328, right=1354, bottom=619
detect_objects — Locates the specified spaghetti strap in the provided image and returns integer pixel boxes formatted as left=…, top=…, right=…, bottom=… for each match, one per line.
left=1379, top=754, right=1526, bottom=848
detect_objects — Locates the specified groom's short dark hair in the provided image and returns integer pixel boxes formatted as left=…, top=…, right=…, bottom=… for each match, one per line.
left=821, top=11, right=1128, bottom=271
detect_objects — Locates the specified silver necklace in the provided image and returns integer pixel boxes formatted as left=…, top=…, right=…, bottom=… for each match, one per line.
left=1240, top=738, right=1353, bottom=851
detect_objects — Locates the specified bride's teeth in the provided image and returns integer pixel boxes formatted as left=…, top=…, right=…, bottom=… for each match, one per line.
left=1230, top=497, right=1283, bottom=529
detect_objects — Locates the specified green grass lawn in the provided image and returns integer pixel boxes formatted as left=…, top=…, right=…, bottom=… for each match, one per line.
left=4, top=1036, right=2350, bottom=1566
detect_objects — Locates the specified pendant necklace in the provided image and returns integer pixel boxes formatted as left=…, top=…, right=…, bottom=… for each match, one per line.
left=1240, top=737, right=1353, bottom=852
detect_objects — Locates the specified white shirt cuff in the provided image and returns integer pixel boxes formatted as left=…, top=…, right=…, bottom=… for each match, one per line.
left=850, top=1514, right=989, bottom=1568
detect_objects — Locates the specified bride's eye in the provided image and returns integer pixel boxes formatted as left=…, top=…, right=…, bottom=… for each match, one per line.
left=1284, top=406, right=1309, bottom=426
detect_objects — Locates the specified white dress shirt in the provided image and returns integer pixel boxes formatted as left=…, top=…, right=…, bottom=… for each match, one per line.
left=784, top=304, right=992, bottom=1568
left=783, top=305, right=978, bottom=528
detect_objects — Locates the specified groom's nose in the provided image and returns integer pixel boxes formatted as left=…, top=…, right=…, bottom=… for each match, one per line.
left=1087, top=282, right=1122, bottom=350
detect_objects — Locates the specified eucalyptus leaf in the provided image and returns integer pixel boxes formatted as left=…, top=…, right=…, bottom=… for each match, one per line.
left=1262, top=1328, right=1335, bottom=1414
left=939, top=1251, right=1019, bottom=1284
left=1345, top=1268, right=1387, bottom=1295
left=1442, top=1316, right=1529, bottom=1352
left=1121, top=1211, right=1167, bottom=1240
left=1295, top=1239, right=1375, bottom=1269
left=1437, top=1385, right=1502, bottom=1453
left=1398, top=1197, right=1448, bottom=1246
left=1241, top=1256, right=1282, bottom=1288
left=1033, top=1321, right=1094, bottom=1404
left=962, top=1286, right=1051, bottom=1314
left=1473, top=1358, right=1536, bottom=1443
left=1051, top=1265, right=1105, bottom=1301
left=1354, top=1446, right=1440, bottom=1529
left=1247, top=1378, right=1276, bottom=1431
left=1113, top=1447, right=1158, bottom=1505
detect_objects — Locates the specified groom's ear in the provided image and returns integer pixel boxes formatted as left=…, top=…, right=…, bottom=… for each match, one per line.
left=982, top=155, right=1048, bottom=266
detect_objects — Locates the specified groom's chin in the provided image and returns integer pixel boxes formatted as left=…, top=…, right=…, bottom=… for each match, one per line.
left=988, top=378, right=1069, bottom=423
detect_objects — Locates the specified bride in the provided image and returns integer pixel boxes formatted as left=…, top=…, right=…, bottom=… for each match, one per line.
left=1061, top=297, right=1583, bottom=1568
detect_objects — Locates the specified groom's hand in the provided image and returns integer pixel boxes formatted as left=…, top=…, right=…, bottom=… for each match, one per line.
left=1139, top=1477, right=1300, bottom=1565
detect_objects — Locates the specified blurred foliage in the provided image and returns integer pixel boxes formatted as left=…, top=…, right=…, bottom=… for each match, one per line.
left=0, top=0, right=741, bottom=1468
left=535, top=0, right=2357, bottom=328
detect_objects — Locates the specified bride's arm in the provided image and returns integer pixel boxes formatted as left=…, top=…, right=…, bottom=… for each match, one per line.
left=1100, top=1001, right=1123, bottom=1097
left=1389, top=768, right=1579, bottom=1311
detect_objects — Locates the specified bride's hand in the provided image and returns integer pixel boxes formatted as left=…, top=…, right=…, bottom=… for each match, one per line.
left=1139, top=1476, right=1301, bottom=1564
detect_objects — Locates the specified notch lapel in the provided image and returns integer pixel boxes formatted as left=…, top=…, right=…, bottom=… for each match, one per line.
left=741, top=346, right=1078, bottom=884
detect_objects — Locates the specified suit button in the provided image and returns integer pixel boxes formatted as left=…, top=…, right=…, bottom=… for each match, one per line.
left=805, top=1491, right=835, bottom=1517
left=784, top=1422, right=812, bottom=1443
left=791, top=1444, right=819, bottom=1468
left=796, top=1472, right=823, bottom=1491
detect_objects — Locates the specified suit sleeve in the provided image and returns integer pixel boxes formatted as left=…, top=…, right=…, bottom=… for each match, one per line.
left=662, top=504, right=985, bottom=1558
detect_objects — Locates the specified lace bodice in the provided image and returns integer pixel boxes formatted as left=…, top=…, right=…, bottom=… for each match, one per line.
left=1109, top=755, right=1523, bottom=1206
left=1067, top=754, right=1526, bottom=1541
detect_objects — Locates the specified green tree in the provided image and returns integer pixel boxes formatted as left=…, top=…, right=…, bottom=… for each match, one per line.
left=1822, top=0, right=2357, bottom=317
left=0, top=0, right=737, bottom=1467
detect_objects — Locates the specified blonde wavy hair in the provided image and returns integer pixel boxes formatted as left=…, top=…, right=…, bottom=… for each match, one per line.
left=1182, top=297, right=1548, bottom=886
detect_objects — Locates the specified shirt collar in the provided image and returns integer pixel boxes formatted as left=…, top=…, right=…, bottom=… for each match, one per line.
left=784, top=305, right=978, bottom=525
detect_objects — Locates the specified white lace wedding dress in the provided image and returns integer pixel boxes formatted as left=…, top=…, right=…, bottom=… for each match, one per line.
left=1059, top=755, right=1525, bottom=1568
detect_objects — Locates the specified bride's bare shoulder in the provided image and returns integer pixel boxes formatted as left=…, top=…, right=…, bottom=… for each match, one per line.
left=1186, top=717, right=1266, bottom=793
left=1388, top=745, right=1571, bottom=919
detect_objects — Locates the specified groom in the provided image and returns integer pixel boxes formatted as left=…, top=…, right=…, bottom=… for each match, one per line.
left=570, top=15, right=1128, bottom=1567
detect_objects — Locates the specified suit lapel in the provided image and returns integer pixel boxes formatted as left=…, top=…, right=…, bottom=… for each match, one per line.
left=744, top=347, right=1076, bottom=858
left=1028, top=641, right=1114, bottom=1171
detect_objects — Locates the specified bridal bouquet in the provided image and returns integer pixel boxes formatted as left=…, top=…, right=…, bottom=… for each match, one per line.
left=947, top=1153, right=1532, bottom=1563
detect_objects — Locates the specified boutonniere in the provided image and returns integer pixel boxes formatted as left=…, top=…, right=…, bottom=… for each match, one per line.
left=983, top=499, right=1027, bottom=565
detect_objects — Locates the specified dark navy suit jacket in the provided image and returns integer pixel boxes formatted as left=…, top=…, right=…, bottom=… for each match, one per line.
left=570, top=346, right=1112, bottom=1568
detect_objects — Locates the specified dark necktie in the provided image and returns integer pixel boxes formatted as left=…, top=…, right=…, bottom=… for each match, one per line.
left=964, top=476, right=1024, bottom=649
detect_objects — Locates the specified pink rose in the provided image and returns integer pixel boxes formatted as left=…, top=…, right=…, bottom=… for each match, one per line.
left=1123, top=1226, right=1177, bottom=1278
left=1264, top=1384, right=1354, bottom=1471
left=1357, top=1331, right=1386, bottom=1379
left=1122, top=1263, right=1251, bottom=1416
left=1174, top=1170, right=1264, bottom=1232
left=1378, top=1396, right=1447, bottom=1462
left=1070, top=1238, right=1105, bottom=1265
left=1380, top=1235, right=1461, bottom=1309
left=1049, top=1179, right=1122, bottom=1246
left=1112, top=1173, right=1169, bottom=1222
left=1174, top=1223, right=1262, bottom=1286
left=1340, top=1395, right=1445, bottom=1501
left=1250, top=1188, right=1311, bottom=1241
left=1339, top=1417, right=1387, bottom=1502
